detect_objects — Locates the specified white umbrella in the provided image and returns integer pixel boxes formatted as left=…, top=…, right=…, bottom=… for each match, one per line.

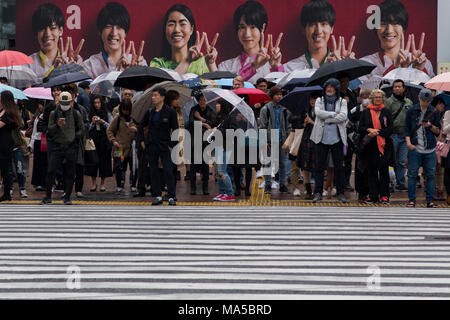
left=264, top=72, right=287, bottom=82
left=277, top=69, right=317, bottom=88
left=383, top=68, right=430, bottom=84
left=0, top=65, right=38, bottom=89
left=160, top=68, right=184, bottom=82
left=360, top=76, right=383, bottom=91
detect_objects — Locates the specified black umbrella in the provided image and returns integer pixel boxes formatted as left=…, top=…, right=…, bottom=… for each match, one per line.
left=47, top=63, right=86, bottom=79
left=382, top=82, right=423, bottom=105
left=306, top=59, right=376, bottom=86
left=43, top=72, right=91, bottom=88
left=280, top=86, right=322, bottom=115
left=200, top=71, right=236, bottom=80
left=114, top=66, right=178, bottom=91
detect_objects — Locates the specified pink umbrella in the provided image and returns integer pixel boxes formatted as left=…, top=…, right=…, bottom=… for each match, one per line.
left=23, top=87, right=53, bottom=100
left=0, top=50, right=33, bottom=68
left=232, top=88, right=270, bottom=106
left=425, top=72, right=450, bottom=91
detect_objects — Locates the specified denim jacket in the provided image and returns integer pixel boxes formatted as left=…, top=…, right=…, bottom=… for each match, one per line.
left=404, top=104, right=441, bottom=150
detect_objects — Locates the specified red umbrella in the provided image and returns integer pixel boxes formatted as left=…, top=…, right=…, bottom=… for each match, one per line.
left=0, top=50, right=33, bottom=68
left=232, top=88, right=270, bottom=106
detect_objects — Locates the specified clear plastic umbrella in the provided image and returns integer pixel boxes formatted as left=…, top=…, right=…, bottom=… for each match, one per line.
left=201, top=88, right=256, bottom=130
left=89, top=71, right=122, bottom=97
left=0, top=65, right=38, bottom=89
left=383, top=68, right=430, bottom=84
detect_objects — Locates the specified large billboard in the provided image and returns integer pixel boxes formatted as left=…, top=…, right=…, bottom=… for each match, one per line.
left=15, top=0, right=438, bottom=82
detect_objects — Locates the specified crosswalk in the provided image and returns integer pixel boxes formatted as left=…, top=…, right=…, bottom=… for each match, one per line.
left=0, top=205, right=450, bottom=299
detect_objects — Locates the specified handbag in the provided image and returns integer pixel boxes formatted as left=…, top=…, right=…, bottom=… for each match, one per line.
left=40, top=133, right=47, bottom=153
left=436, top=139, right=450, bottom=164
left=289, top=129, right=304, bottom=156
left=282, top=131, right=295, bottom=153
left=85, top=138, right=96, bottom=151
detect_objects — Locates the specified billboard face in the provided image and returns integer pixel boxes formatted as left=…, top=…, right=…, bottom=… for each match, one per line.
left=15, top=0, right=437, bottom=81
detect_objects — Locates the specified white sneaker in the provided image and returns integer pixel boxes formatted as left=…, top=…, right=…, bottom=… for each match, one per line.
left=331, top=187, right=337, bottom=196
left=259, top=181, right=266, bottom=189
left=322, top=189, right=329, bottom=197
left=271, top=181, right=279, bottom=189
left=293, top=189, right=301, bottom=196
left=116, top=187, right=123, bottom=193
left=20, top=189, right=28, bottom=198
left=256, top=170, right=263, bottom=179
left=131, top=187, right=137, bottom=192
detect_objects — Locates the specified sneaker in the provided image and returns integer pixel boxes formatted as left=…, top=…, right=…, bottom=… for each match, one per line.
left=131, top=187, right=137, bottom=193
left=322, top=189, right=329, bottom=197
left=40, top=197, right=52, bottom=205
left=259, top=181, right=266, bottom=189
left=35, top=186, right=45, bottom=191
left=76, top=192, right=84, bottom=199
left=152, top=196, right=163, bottom=206
left=116, top=187, right=123, bottom=193
left=338, top=194, right=348, bottom=203
left=279, top=185, right=289, bottom=193
left=213, top=194, right=225, bottom=201
left=365, top=197, right=377, bottom=204
left=380, top=196, right=390, bottom=204
left=10, top=189, right=13, bottom=196
left=312, top=193, right=322, bottom=203
left=20, top=189, right=28, bottom=198
left=163, top=194, right=177, bottom=202
left=256, top=170, right=263, bottom=179
left=271, top=181, right=279, bottom=189
left=64, top=198, right=73, bottom=205
left=218, top=194, right=236, bottom=202
left=331, top=187, right=337, bottom=196
left=293, top=189, right=301, bottom=196
left=264, top=185, right=271, bottom=195
left=168, top=198, right=176, bottom=206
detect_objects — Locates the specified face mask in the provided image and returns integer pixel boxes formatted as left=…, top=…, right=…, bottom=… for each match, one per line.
left=60, top=104, right=71, bottom=111
left=362, top=99, right=371, bottom=107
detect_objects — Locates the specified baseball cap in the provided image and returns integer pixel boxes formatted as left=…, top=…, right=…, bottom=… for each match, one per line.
left=419, top=88, right=433, bottom=102
left=59, top=91, right=73, bottom=106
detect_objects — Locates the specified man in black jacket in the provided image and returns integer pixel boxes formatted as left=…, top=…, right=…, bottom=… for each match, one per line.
left=138, top=87, right=178, bottom=206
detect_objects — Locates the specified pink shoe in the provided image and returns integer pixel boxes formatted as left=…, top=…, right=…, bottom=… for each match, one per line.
left=218, top=194, right=236, bottom=202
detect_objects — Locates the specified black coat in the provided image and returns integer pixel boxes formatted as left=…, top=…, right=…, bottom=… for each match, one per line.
left=138, top=105, right=179, bottom=152
left=358, top=108, right=395, bottom=168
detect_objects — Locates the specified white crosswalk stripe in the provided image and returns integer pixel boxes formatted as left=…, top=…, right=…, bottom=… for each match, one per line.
left=0, top=205, right=449, bottom=299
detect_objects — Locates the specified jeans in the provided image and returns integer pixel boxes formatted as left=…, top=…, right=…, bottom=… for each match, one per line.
left=391, top=134, right=408, bottom=188
left=263, top=144, right=287, bottom=187
left=216, top=149, right=234, bottom=196
left=407, top=150, right=436, bottom=203
left=10, top=148, right=25, bottom=189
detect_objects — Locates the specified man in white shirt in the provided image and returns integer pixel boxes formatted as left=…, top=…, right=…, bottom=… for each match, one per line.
left=360, top=0, right=434, bottom=80
left=82, top=2, right=147, bottom=79
left=282, top=0, right=355, bottom=73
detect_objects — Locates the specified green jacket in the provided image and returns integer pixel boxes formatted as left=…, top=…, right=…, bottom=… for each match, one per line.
left=48, top=106, right=84, bottom=148
left=385, top=95, right=413, bottom=136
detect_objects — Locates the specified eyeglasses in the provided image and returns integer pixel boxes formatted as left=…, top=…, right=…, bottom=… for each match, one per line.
left=123, top=93, right=133, bottom=97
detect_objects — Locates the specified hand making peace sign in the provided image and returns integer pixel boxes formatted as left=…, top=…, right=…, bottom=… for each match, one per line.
left=55, top=37, right=85, bottom=66
left=397, top=33, right=427, bottom=71
left=118, top=40, right=145, bottom=71
left=187, top=31, right=206, bottom=63
left=326, top=35, right=356, bottom=63
left=204, top=32, right=219, bottom=66
left=268, top=32, right=284, bottom=68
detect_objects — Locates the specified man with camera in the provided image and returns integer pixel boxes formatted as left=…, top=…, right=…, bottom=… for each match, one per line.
left=41, top=91, right=84, bottom=205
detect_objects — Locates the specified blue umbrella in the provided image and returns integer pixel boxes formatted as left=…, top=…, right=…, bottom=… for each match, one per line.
left=215, top=78, right=255, bottom=89
left=349, top=78, right=362, bottom=91
left=43, top=72, right=91, bottom=88
left=279, top=86, right=322, bottom=115
left=0, top=83, right=28, bottom=100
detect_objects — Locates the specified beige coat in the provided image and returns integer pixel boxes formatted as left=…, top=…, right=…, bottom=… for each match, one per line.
left=106, top=115, right=137, bottom=158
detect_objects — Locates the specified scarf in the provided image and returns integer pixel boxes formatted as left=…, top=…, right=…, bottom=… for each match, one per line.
left=367, top=104, right=385, bottom=155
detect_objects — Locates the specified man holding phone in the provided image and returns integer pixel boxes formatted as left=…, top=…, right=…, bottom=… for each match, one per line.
left=41, top=91, right=84, bottom=205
